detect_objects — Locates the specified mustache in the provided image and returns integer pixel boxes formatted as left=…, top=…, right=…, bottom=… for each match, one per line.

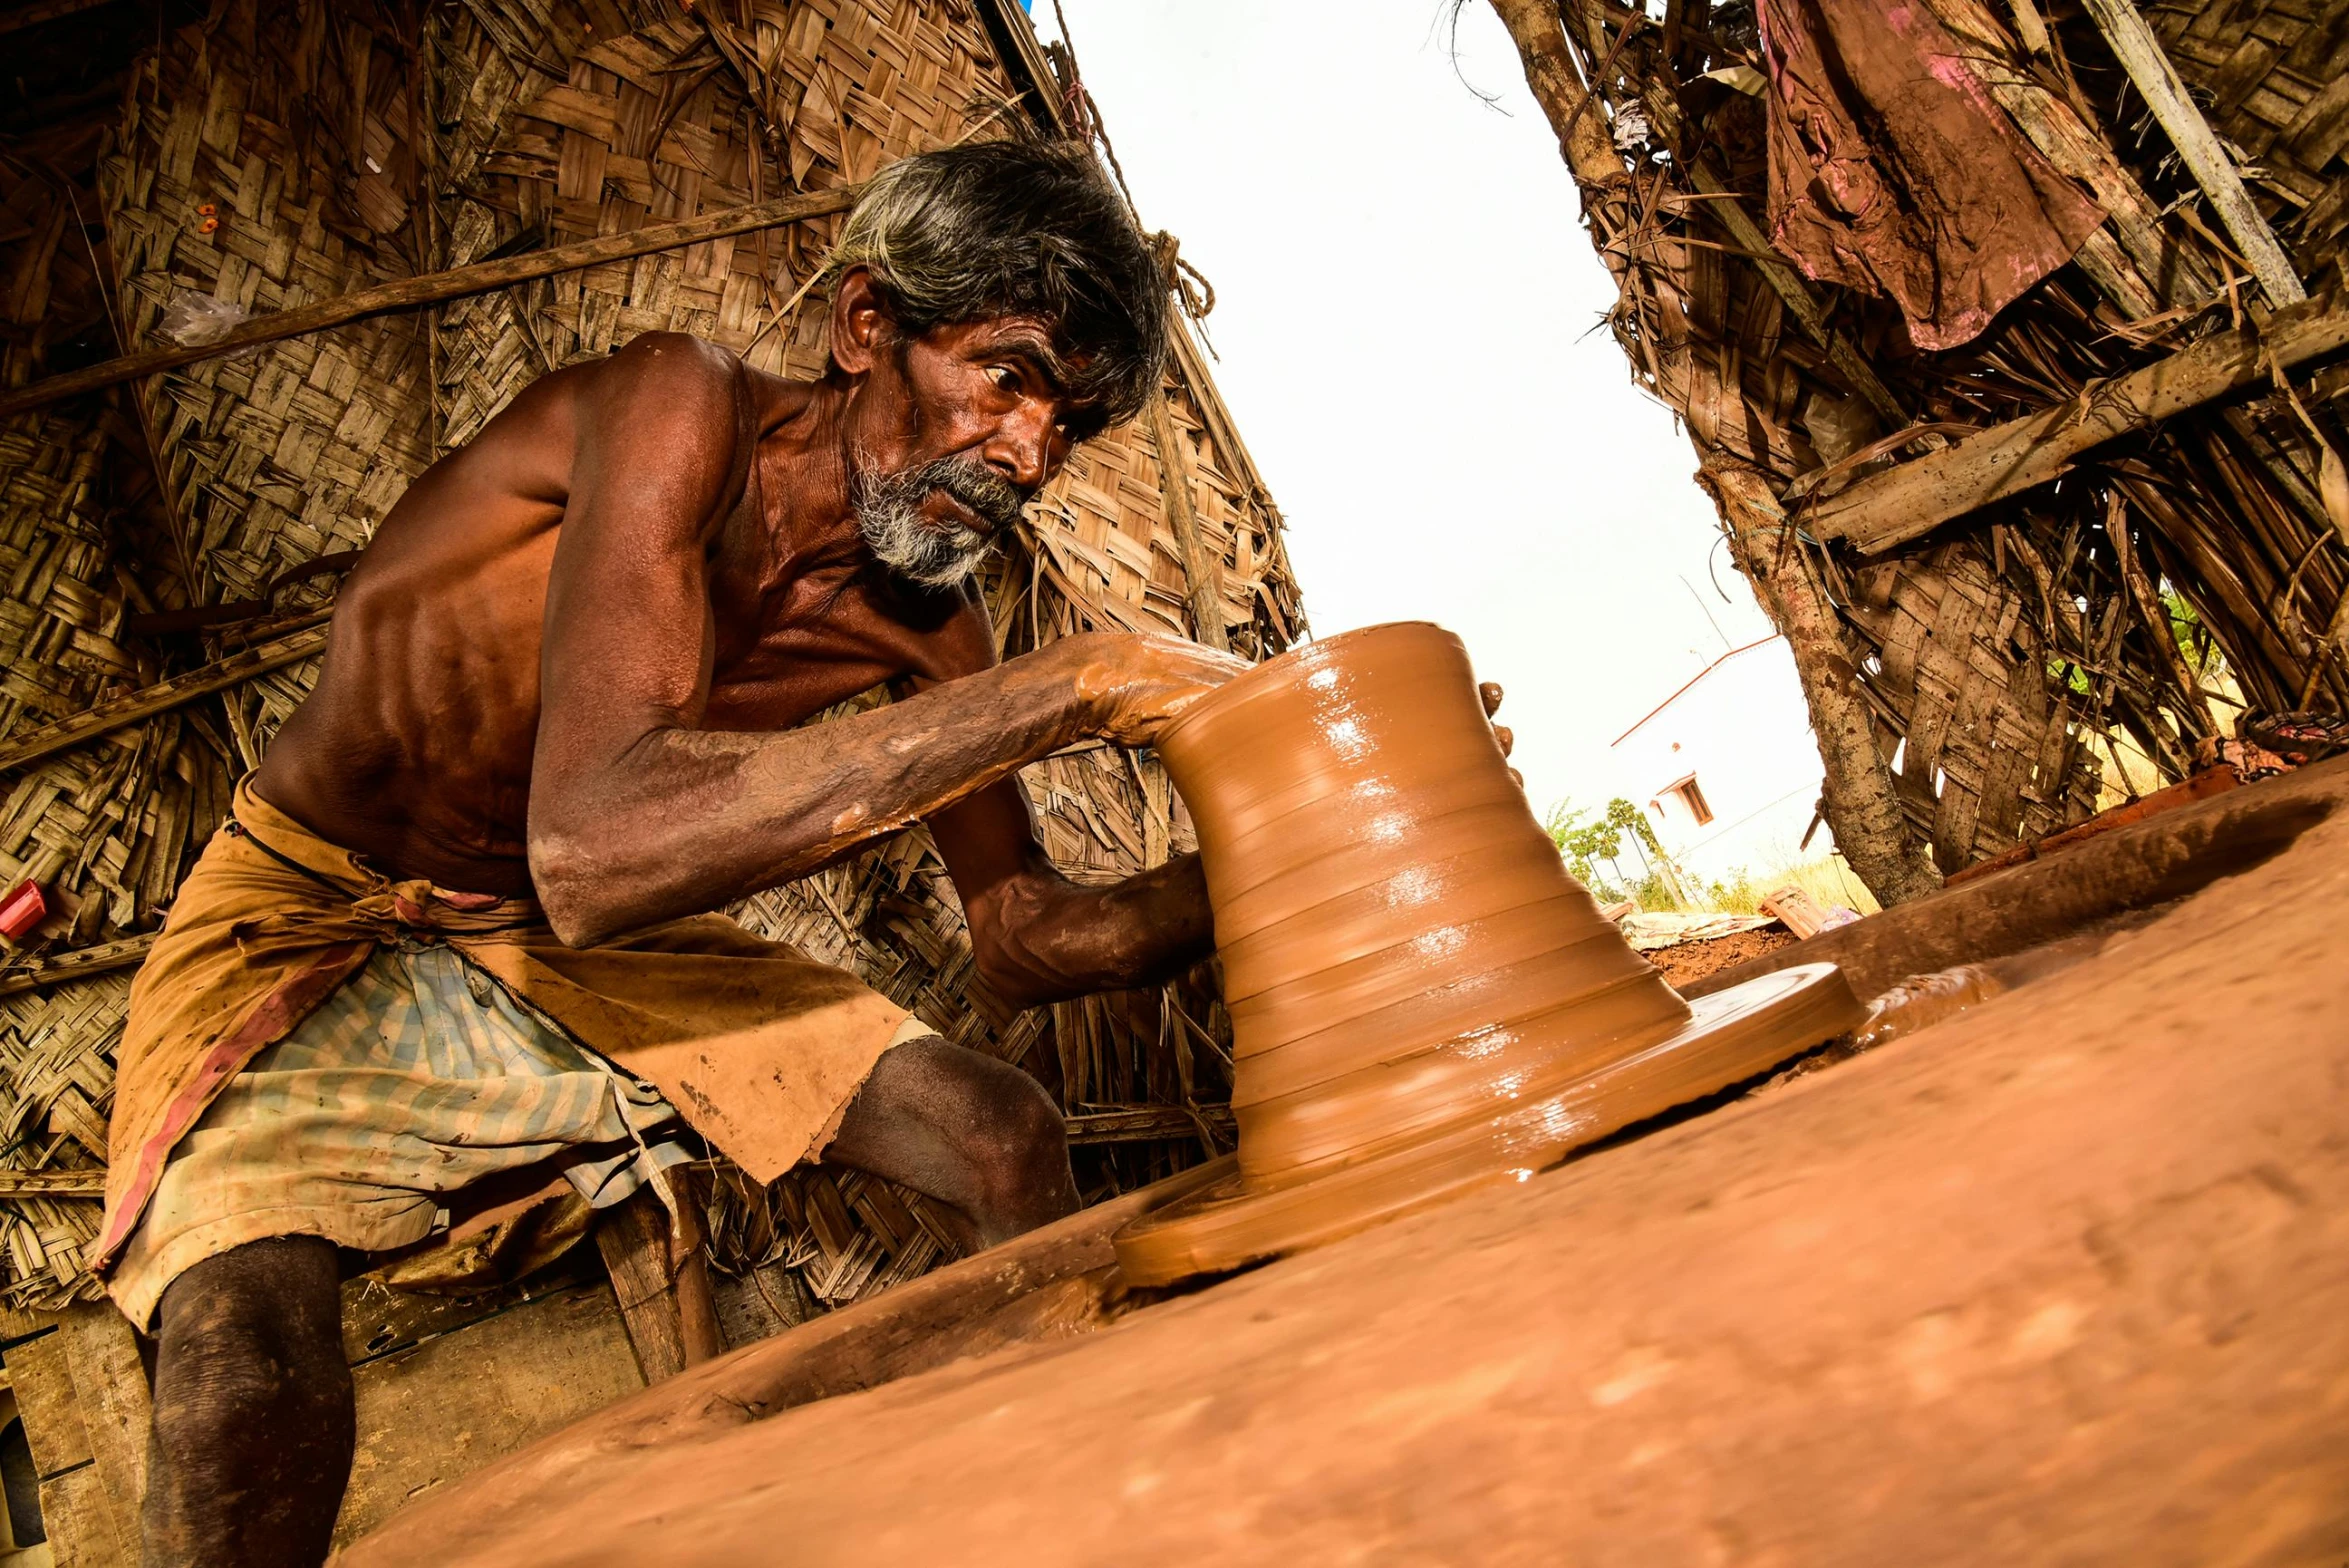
left=851, top=454, right=1031, bottom=591
left=898, top=455, right=1032, bottom=535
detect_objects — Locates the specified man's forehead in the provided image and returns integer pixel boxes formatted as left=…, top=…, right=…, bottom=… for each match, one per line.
left=957, top=319, right=1104, bottom=411
left=961, top=317, right=1063, bottom=364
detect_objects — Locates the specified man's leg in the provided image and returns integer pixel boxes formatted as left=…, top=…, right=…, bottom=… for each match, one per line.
left=143, top=1235, right=353, bottom=1568
left=824, top=1034, right=1080, bottom=1252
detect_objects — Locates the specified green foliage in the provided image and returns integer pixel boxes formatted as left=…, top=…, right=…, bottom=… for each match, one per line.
left=1543, top=798, right=1625, bottom=898
left=2161, top=587, right=2216, bottom=674
left=2048, top=658, right=2094, bottom=697
left=1542, top=796, right=1879, bottom=918
left=1545, top=796, right=1684, bottom=907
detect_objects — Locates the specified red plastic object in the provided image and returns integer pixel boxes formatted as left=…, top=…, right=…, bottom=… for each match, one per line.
left=0, top=880, right=47, bottom=942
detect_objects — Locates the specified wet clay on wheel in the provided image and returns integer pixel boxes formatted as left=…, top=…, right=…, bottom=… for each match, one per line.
left=1115, top=622, right=1865, bottom=1286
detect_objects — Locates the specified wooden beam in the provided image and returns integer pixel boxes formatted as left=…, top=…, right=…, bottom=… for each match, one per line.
left=1806, top=294, right=2349, bottom=554
left=595, top=1181, right=724, bottom=1384
left=0, top=186, right=860, bottom=421
left=1703, top=461, right=1945, bottom=905
left=2078, top=0, right=2305, bottom=308
left=0, top=625, right=328, bottom=775
left=0, top=933, right=155, bottom=999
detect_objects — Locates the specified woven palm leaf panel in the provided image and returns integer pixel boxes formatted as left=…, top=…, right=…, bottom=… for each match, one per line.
left=2142, top=0, right=2349, bottom=276
left=0, top=4, right=250, bottom=1305
left=1495, top=0, right=2345, bottom=890
left=0, top=0, right=1300, bottom=1312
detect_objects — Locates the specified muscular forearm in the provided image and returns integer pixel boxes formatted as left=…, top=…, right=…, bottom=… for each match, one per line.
left=531, top=644, right=1094, bottom=946
left=971, top=853, right=1216, bottom=1009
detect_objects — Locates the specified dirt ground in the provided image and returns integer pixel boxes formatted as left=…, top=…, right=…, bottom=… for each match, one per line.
left=1646, top=925, right=1799, bottom=987
left=345, top=771, right=2349, bottom=1568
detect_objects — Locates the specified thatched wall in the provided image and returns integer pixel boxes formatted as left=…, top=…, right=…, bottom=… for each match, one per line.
left=1489, top=0, right=2347, bottom=901
left=0, top=0, right=1301, bottom=1311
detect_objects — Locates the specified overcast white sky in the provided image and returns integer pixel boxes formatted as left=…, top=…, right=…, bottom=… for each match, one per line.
left=1029, top=0, right=1819, bottom=824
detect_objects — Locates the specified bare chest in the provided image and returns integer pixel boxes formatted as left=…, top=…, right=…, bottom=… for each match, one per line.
left=701, top=573, right=973, bottom=732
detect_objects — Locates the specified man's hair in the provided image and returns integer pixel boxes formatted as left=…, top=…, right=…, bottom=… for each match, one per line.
left=822, top=140, right=1169, bottom=426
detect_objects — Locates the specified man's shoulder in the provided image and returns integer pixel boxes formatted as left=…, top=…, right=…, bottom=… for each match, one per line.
left=594, top=331, right=747, bottom=407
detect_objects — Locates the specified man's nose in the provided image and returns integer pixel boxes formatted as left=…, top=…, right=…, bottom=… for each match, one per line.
left=984, top=406, right=1063, bottom=493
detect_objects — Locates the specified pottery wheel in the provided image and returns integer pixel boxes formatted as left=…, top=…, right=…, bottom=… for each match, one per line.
left=1114, top=961, right=1863, bottom=1288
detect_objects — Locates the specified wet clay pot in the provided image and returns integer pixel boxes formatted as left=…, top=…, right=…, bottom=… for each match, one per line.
left=1114, top=622, right=1864, bottom=1287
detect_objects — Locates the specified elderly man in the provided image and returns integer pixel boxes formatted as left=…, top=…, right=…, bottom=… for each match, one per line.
left=97, top=140, right=1247, bottom=1567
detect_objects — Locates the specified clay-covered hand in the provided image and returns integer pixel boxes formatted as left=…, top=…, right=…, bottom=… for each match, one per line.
left=1058, top=631, right=1253, bottom=748
left=1481, top=679, right=1524, bottom=790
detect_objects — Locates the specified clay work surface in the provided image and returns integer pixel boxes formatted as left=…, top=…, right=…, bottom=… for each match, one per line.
left=343, top=777, right=2349, bottom=1562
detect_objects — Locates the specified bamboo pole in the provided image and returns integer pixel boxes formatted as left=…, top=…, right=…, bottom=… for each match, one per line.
left=1144, top=389, right=1230, bottom=653
left=1807, top=294, right=2349, bottom=553
left=0, top=1171, right=106, bottom=1197
left=2076, top=0, right=2305, bottom=308
left=0, top=934, right=156, bottom=1000
left=0, top=625, right=329, bottom=775
left=0, top=186, right=861, bottom=420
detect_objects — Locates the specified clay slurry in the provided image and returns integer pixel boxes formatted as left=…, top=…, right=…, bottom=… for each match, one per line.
left=1116, top=621, right=1864, bottom=1285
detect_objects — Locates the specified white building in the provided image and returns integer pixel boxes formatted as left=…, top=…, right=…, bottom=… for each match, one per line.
left=1602, top=636, right=1836, bottom=887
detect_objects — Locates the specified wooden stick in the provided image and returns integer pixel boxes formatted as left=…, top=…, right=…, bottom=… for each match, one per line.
left=0, top=186, right=860, bottom=421
left=1144, top=390, right=1230, bottom=654
left=1065, top=1103, right=1235, bottom=1145
left=0, top=1171, right=107, bottom=1198
left=2077, top=0, right=2304, bottom=308
left=0, top=934, right=156, bottom=999
left=1703, top=460, right=1945, bottom=904
left=0, top=625, right=329, bottom=776
left=1807, top=294, right=2349, bottom=554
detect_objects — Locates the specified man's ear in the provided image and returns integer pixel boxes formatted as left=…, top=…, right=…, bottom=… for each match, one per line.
left=829, top=266, right=888, bottom=377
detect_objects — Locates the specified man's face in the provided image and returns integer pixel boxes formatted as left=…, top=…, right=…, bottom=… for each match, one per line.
left=845, top=313, right=1100, bottom=591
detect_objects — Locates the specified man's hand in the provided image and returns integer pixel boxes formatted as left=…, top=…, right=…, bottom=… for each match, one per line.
left=1053, top=631, right=1252, bottom=749
left=1481, top=679, right=1523, bottom=790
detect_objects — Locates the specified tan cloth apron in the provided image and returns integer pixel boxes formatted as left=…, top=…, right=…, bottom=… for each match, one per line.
left=92, top=779, right=910, bottom=1279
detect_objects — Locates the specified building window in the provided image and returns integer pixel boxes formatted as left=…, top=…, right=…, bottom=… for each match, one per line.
left=1662, top=772, right=1714, bottom=826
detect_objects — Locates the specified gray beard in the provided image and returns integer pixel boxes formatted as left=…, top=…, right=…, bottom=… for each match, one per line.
left=851, top=456, right=1023, bottom=591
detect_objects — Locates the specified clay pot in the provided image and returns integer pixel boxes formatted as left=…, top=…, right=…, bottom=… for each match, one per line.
left=1117, top=622, right=1863, bottom=1286
left=1156, top=623, right=1692, bottom=1186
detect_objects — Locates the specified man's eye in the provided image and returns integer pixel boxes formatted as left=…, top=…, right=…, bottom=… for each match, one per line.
left=987, top=365, right=1021, bottom=394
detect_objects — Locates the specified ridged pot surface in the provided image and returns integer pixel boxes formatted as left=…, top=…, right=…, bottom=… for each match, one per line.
left=1155, top=622, right=1692, bottom=1186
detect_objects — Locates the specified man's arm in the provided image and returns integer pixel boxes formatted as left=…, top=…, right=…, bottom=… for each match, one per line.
left=927, top=779, right=1215, bottom=1010
left=525, top=334, right=1242, bottom=947
left=924, top=669, right=1522, bottom=1009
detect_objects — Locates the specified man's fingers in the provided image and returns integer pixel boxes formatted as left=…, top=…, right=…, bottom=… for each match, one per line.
left=1479, top=681, right=1504, bottom=718
left=1492, top=724, right=1514, bottom=758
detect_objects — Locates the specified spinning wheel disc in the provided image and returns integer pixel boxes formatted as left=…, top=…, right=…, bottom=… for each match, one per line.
left=1115, top=963, right=1864, bottom=1287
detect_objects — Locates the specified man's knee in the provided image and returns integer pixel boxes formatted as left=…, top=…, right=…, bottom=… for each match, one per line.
left=153, top=1237, right=349, bottom=1435
left=956, top=1053, right=1068, bottom=1186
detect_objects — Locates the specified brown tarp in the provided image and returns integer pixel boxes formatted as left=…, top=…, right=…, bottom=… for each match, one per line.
left=1758, top=0, right=2106, bottom=350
